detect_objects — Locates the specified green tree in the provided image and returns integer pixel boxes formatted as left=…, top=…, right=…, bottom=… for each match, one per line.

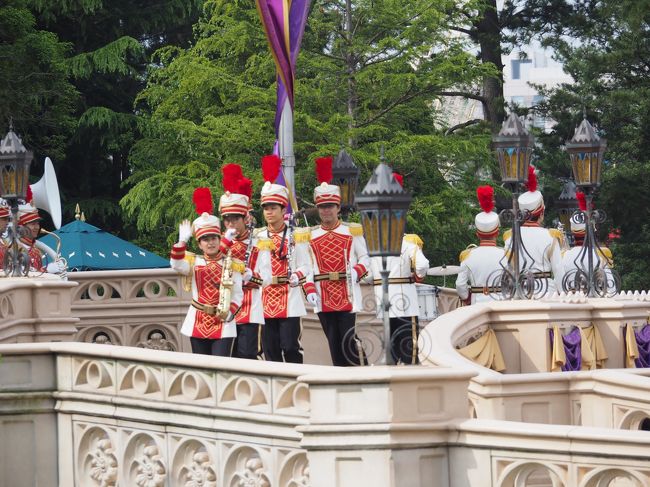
left=123, top=0, right=498, bottom=261
left=0, top=3, right=78, bottom=160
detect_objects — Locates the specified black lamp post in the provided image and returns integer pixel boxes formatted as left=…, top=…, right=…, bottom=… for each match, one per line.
left=491, top=113, right=539, bottom=299
left=557, top=178, right=578, bottom=245
left=563, top=118, right=619, bottom=296
left=356, top=159, right=412, bottom=365
left=0, top=126, right=33, bottom=277
left=332, top=147, right=359, bottom=218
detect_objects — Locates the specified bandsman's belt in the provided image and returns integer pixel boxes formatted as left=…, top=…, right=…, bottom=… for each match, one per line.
left=533, top=272, right=552, bottom=278
left=192, top=300, right=219, bottom=316
left=471, top=286, right=502, bottom=294
left=315, top=272, right=347, bottom=282
left=372, top=277, right=414, bottom=286
left=270, top=275, right=306, bottom=285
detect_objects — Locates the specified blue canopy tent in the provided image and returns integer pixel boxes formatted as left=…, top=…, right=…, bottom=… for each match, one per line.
left=38, top=219, right=169, bottom=271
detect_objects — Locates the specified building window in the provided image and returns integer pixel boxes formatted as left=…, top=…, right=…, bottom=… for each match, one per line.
left=511, top=59, right=533, bottom=80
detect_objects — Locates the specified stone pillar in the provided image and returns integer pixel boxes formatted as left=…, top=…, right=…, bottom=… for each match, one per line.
left=298, top=367, right=476, bottom=487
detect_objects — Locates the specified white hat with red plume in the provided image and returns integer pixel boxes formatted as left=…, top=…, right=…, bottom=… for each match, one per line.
left=192, top=187, right=220, bottom=239
left=475, top=185, right=500, bottom=236
left=518, top=165, right=544, bottom=216
left=313, top=156, right=341, bottom=206
left=218, top=163, right=249, bottom=216
left=260, top=155, right=289, bottom=207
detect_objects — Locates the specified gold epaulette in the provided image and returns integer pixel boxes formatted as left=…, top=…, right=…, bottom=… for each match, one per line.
left=183, top=252, right=196, bottom=292
left=256, top=237, right=274, bottom=251
left=459, top=244, right=476, bottom=263
left=231, top=258, right=245, bottom=274
left=253, top=227, right=266, bottom=238
left=343, top=221, right=363, bottom=237
left=503, top=229, right=512, bottom=242
left=598, top=246, right=613, bottom=265
left=293, top=227, right=311, bottom=243
left=548, top=228, right=563, bottom=242
left=404, top=234, right=423, bottom=248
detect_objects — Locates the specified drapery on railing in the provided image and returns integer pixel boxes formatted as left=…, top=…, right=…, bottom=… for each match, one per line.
left=457, top=328, right=506, bottom=372
left=549, top=324, right=608, bottom=372
left=624, top=323, right=650, bottom=368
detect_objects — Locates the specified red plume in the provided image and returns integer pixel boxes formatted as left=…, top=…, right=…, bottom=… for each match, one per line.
left=192, top=187, right=213, bottom=215
left=576, top=191, right=587, bottom=211
left=476, top=185, right=495, bottom=213
left=526, top=165, right=538, bottom=192
left=26, top=185, right=33, bottom=203
left=393, top=172, right=404, bottom=187
left=261, top=155, right=282, bottom=183
left=238, top=177, right=253, bottom=199
left=315, top=156, right=333, bottom=184
left=222, top=163, right=243, bottom=193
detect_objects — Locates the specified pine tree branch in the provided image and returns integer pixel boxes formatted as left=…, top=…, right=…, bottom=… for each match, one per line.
left=444, top=118, right=483, bottom=135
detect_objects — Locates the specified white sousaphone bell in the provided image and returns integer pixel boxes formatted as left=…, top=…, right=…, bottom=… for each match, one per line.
left=30, top=157, right=62, bottom=230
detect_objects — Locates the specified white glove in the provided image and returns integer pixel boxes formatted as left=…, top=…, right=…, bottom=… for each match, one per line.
left=178, top=219, right=192, bottom=244
left=289, top=273, right=300, bottom=287
left=46, top=261, right=63, bottom=274
left=350, top=268, right=358, bottom=283
left=225, top=312, right=235, bottom=323
left=243, top=268, right=253, bottom=283
left=306, top=293, right=320, bottom=307
left=223, top=228, right=238, bottom=242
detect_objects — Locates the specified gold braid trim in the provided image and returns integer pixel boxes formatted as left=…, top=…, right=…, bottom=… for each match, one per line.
left=256, top=238, right=275, bottom=251
left=183, top=252, right=196, bottom=292
left=404, top=234, right=423, bottom=248
left=294, top=228, right=311, bottom=243
left=344, top=222, right=363, bottom=237
left=503, top=229, right=512, bottom=241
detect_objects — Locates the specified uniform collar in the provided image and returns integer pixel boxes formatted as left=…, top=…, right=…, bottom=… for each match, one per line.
left=321, top=220, right=341, bottom=232
left=479, top=239, right=497, bottom=246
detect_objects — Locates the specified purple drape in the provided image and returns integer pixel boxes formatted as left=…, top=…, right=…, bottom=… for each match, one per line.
left=549, top=327, right=582, bottom=371
left=634, top=324, right=650, bottom=368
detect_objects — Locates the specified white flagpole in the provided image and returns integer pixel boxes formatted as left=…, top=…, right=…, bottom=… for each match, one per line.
left=278, top=97, right=295, bottom=193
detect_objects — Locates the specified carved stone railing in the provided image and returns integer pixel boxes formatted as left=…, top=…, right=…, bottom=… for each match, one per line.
left=420, top=296, right=650, bottom=429
left=2, top=342, right=650, bottom=487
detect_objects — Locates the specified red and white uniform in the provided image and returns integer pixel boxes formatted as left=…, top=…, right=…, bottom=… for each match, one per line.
left=369, top=234, right=429, bottom=318
left=303, top=222, right=370, bottom=313
left=257, top=225, right=310, bottom=319
left=20, top=237, right=44, bottom=272
left=170, top=243, right=243, bottom=339
left=228, top=231, right=271, bottom=325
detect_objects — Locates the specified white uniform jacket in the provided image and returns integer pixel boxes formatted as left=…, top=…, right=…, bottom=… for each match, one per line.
left=170, top=243, right=243, bottom=339
left=562, top=245, right=614, bottom=286
left=302, top=221, right=370, bottom=313
left=256, top=225, right=310, bottom=319
left=504, top=225, right=565, bottom=294
left=455, top=244, right=506, bottom=304
left=369, top=234, right=429, bottom=318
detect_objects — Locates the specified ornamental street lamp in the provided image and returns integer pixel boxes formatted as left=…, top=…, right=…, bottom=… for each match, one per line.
left=0, top=125, right=33, bottom=276
left=332, top=147, right=360, bottom=218
left=490, top=113, right=541, bottom=299
left=562, top=118, right=619, bottom=297
left=356, top=157, right=412, bottom=365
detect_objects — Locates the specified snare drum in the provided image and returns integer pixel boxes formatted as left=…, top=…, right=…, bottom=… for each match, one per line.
left=416, top=284, right=439, bottom=321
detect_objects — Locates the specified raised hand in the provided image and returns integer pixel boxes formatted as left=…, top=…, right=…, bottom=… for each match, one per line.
left=178, top=219, right=192, bottom=244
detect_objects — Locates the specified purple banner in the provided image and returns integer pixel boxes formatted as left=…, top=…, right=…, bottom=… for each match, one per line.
left=256, top=0, right=311, bottom=135
left=634, top=324, right=650, bottom=368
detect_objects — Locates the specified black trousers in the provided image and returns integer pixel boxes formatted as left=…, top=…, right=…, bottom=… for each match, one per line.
left=390, top=316, right=419, bottom=365
left=233, top=323, right=261, bottom=360
left=318, top=311, right=365, bottom=366
left=190, top=336, right=235, bottom=357
left=262, top=317, right=303, bottom=363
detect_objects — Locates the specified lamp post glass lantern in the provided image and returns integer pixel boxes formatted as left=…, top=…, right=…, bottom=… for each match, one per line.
left=0, top=127, right=33, bottom=277
left=566, top=118, right=607, bottom=189
left=332, top=148, right=360, bottom=217
left=493, top=113, right=535, bottom=184
left=356, top=161, right=412, bottom=365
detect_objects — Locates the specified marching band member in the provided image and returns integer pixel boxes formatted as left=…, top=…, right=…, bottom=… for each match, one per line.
left=219, top=164, right=271, bottom=360
left=302, top=156, right=370, bottom=366
left=505, top=166, right=564, bottom=296
left=456, top=185, right=506, bottom=304
left=0, top=204, right=9, bottom=264
left=256, top=155, right=312, bottom=363
left=17, top=196, right=46, bottom=272
left=170, top=187, right=244, bottom=356
left=562, top=191, right=614, bottom=285
left=367, top=172, right=429, bottom=364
